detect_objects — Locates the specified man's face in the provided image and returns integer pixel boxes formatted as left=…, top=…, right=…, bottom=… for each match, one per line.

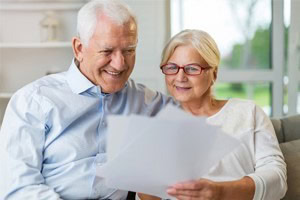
left=78, top=15, right=137, bottom=93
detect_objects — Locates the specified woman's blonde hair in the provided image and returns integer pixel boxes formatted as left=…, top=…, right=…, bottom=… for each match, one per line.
left=161, top=29, right=220, bottom=70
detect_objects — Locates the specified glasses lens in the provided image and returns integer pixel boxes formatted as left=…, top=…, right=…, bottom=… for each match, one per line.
left=162, top=64, right=178, bottom=75
left=184, top=64, right=202, bottom=75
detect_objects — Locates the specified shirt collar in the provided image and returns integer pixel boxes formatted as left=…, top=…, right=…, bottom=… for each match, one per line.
left=66, top=59, right=129, bottom=96
left=66, top=59, right=97, bottom=95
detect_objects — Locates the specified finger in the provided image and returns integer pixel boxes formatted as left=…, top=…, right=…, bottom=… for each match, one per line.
left=166, top=188, right=177, bottom=195
left=173, top=180, right=204, bottom=190
left=167, top=188, right=201, bottom=197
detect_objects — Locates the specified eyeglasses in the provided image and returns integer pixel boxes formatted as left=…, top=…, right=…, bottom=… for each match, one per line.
left=160, top=63, right=212, bottom=75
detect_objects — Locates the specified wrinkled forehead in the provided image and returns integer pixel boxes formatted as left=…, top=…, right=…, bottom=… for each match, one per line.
left=90, top=22, right=137, bottom=49
left=97, top=14, right=137, bottom=31
left=94, top=15, right=137, bottom=39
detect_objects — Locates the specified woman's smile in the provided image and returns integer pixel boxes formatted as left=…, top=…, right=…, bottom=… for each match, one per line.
left=175, top=85, right=191, bottom=92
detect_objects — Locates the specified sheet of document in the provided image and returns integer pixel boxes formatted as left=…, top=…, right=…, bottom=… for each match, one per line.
left=98, top=105, right=240, bottom=199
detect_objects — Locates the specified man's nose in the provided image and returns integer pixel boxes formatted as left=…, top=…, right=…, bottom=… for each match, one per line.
left=110, top=51, right=125, bottom=70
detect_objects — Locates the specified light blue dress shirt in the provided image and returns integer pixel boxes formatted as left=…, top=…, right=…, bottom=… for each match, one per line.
left=0, top=60, right=176, bottom=200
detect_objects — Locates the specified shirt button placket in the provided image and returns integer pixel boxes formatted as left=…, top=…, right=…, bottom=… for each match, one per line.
left=101, top=97, right=106, bottom=127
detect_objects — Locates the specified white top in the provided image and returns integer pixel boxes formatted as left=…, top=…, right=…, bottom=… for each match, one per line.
left=205, top=98, right=287, bottom=200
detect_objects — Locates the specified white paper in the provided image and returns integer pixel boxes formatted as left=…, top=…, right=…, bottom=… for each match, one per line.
left=106, top=115, right=155, bottom=161
left=157, top=104, right=195, bottom=120
left=98, top=105, right=240, bottom=199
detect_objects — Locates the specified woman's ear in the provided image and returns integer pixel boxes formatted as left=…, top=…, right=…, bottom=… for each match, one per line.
left=211, top=67, right=218, bottom=86
left=213, top=67, right=218, bottom=82
left=72, top=37, right=84, bottom=62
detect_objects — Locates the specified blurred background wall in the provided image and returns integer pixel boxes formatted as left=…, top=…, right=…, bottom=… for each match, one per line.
left=0, top=0, right=299, bottom=126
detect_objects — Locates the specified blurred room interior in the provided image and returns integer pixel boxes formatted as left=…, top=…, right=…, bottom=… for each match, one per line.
left=0, top=0, right=299, bottom=126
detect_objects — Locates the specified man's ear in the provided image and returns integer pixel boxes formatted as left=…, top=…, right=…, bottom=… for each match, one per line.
left=72, top=37, right=84, bottom=62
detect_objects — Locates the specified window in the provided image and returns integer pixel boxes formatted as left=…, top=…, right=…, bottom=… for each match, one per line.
left=171, top=0, right=290, bottom=117
left=286, top=0, right=300, bottom=115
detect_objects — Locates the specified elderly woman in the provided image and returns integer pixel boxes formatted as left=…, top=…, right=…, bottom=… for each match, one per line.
left=139, top=29, right=287, bottom=200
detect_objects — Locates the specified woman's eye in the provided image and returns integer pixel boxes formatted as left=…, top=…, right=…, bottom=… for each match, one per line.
left=166, top=65, right=177, bottom=70
left=186, top=66, right=200, bottom=71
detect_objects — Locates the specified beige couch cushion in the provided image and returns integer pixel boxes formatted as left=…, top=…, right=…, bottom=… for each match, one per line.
left=280, top=139, right=300, bottom=200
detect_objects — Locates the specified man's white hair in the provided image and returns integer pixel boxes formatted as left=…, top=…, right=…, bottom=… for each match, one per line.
left=77, top=0, right=137, bottom=46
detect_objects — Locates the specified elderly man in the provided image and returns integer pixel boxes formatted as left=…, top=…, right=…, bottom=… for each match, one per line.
left=0, top=0, right=175, bottom=199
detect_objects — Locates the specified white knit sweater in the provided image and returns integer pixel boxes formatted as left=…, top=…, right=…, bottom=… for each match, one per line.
left=205, top=98, right=287, bottom=200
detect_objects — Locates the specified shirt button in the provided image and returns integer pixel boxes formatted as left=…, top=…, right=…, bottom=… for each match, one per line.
left=102, top=121, right=106, bottom=127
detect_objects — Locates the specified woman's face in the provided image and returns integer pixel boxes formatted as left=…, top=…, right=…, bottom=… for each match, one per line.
left=165, top=45, right=216, bottom=105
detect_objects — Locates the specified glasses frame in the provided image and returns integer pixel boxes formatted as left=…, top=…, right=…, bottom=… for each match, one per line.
left=160, top=63, right=212, bottom=76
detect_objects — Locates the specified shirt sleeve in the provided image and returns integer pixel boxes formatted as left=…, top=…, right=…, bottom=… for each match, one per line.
left=247, top=105, right=287, bottom=200
left=0, top=90, right=62, bottom=200
left=136, top=82, right=178, bottom=117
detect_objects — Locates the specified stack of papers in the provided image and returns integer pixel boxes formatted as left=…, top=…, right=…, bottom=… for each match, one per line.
left=97, top=105, right=240, bottom=199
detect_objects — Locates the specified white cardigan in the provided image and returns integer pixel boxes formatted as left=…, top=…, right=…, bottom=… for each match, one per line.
left=205, top=98, right=287, bottom=200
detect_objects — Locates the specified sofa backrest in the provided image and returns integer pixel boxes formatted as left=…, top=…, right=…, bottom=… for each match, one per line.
left=271, top=115, right=300, bottom=143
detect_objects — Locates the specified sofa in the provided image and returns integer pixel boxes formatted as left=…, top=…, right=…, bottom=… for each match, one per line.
left=271, top=115, right=300, bottom=200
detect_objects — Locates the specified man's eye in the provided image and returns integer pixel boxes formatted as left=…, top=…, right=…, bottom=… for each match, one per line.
left=124, top=49, right=136, bottom=54
left=100, top=50, right=112, bottom=55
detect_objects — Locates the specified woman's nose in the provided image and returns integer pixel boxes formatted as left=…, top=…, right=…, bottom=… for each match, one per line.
left=175, top=68, right=188, bottom=81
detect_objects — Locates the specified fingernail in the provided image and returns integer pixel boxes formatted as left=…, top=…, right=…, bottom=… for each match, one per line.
left=167, top=188, right=176, bottom=194
left=173, top=183, right=182, bottom=188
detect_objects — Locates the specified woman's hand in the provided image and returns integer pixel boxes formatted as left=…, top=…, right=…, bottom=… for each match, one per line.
left=167, top=177, right=255, bottom=200
left=167, top=178, right=222, bottom=200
